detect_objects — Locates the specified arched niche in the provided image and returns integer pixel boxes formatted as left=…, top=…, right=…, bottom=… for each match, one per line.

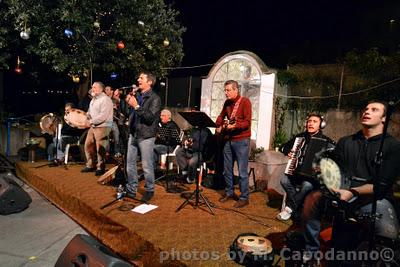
left=201, top=50, right=276, bottom=149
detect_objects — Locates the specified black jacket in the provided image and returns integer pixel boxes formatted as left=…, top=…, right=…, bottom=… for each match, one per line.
left=129, top=89, right=161, bottom=140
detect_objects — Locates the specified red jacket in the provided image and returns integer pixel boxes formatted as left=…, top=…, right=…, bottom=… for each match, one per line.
left=215, top=95, right=252, bottom=141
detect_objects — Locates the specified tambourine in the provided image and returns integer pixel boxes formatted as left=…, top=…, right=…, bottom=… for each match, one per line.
left=64, top=108, right=89, bottom=129
left=39, top=113, right=62, bottom=135
left=313, top=149, right=350, bottom=194
left=229, top=233, right=274, bottom=266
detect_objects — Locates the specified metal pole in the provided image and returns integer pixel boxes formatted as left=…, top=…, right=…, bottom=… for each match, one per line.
left=337, top=64, right=345, bottom=111
left=165, top=77, right=169, bottom=107
left=6, top=120, right=11, bottom=157
left=187, top=76, right=192, bottom=108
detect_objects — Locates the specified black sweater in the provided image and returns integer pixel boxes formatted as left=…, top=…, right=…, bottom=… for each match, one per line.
left=335, top=131, right=400, bottom=200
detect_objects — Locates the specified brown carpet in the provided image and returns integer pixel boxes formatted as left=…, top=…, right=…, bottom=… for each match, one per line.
left=16, top=161, right=290, bottom=266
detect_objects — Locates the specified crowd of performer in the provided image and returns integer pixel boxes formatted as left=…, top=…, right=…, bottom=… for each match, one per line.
left=43, top=71, right=400, bottom=264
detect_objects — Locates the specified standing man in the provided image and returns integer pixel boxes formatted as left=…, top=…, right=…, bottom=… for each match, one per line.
left=81, top=82, right=114, bottom=176
left=105, top=85, right=114, bottom=98
left=125, top=71, right=161, bottom=202
left=301, top=101, right=400, bottom=263
left=104, top=85, right=121, bottom=157
left=216, top=80, right=252, bottom=208
left=277, top=113, right=335, bottom=221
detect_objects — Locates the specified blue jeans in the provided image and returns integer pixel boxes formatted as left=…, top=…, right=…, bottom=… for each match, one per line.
left=111, top=121, right=120, bottom=154
left=302, top=191, right=399, bottom=252
left=223, top=139, right=250, bottom=201
left=280, top=174, right=314, bottom=212
left=175, top=147, right=202, bottom=180
left=126, top=134, right=155, bottom=194
left=154, top=144, right=175, bottom=166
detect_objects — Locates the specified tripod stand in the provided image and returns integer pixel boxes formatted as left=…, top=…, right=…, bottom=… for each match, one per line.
left=175, top=111, right=216, bottom=215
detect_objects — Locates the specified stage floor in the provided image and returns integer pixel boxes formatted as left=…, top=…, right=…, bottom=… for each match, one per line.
left=16, top=161, right=290, bottom=266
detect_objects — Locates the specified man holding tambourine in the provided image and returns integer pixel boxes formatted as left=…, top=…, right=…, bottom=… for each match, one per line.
left=301, top=101, right=400, bottom=264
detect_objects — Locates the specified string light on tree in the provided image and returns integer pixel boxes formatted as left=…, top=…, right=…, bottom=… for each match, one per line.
left=93, top=21, right=100, bottom=28
left=72, top=75, right=80, bottom=83
left=138, top=20, right=145, bottom=26
left=110, top=72, right=118, bottom=80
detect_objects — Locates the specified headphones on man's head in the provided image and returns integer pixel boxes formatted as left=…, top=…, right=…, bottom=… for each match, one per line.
left=305, top=113, right=326, bottom=129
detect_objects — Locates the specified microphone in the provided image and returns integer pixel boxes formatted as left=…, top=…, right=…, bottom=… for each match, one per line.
left=119, top=84, right=138, bottom=91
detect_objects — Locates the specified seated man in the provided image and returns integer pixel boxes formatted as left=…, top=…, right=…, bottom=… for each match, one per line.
left=301, top=101, right=400, bottom=264
left=154, top=109, right=181, bottom=169
left=175, top=127, right=213, bottom=183
left=277, top=113, right=335, bottom=221
left=48, top=103, right=84, bottom=161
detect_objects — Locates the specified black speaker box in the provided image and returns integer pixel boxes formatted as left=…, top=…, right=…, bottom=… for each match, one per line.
left=55, top=234, right=132, bottom=267
left=0, top=175, right=32, bottom=215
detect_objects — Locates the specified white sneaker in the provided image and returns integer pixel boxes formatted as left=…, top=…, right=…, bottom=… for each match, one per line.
left=277, top=206, right=293, bottom=221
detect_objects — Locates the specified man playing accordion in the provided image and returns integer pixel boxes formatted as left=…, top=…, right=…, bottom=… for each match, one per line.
left=277, top=113, right=335, bottom=221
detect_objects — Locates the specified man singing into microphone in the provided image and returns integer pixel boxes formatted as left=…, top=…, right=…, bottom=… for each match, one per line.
left=125, top=71, right=161, bottom=202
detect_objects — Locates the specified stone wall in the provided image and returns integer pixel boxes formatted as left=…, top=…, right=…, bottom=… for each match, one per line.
left=323, top=110, right=400, bottom=142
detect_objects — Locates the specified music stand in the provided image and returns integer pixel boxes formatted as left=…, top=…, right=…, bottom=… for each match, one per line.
left=154, top=124, right=181, bottom=192
left=175, top=111, right=216, bottom=215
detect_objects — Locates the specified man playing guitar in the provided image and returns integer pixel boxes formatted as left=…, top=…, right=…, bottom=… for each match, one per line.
left=216, top=80, right=252, bottom=208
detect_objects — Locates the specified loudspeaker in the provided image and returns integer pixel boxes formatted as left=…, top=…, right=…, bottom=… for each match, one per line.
left=0, top=174, right=32, bottom=215
left=55, top=234, right=132, bottom=267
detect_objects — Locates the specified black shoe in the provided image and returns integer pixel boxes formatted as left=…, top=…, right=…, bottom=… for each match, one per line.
left=233, top=199, right=249, bottom=208
left=125, top=191, right=137, bottom=199
left=186, top=177, right=195, bottom=184
left=141, top=191, right=154, bottom=202
left=81, top=167, right=96, bottom=173
left=219, top=194, right=239, bottom=203
left=95, top=169, right=106, bottom=176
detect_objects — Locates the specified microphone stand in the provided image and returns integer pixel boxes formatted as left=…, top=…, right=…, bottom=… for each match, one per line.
left=367, top=101, right=396, bottom=265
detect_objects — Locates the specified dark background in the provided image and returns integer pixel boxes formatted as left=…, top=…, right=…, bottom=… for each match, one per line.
left=3, top=0, right=400, bottom=116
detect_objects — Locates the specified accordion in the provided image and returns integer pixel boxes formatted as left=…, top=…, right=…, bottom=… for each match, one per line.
left=284, top=137, right=305, bottom=176
left=286, top=136, right=332, bottom=178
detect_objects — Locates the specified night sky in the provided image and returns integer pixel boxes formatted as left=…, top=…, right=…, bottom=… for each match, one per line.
left=4, top=0, right=400, bottom=115
left=172, top=0, right=400, bottom=70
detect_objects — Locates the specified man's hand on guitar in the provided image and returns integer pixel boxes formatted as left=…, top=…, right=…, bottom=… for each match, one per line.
left=226, top=123, right=236, bottom=131
left=216, top=126, right=222, bottom=134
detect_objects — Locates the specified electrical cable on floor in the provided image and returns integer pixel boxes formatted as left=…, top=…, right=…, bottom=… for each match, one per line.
left=197, top=196, right=282, bottom=228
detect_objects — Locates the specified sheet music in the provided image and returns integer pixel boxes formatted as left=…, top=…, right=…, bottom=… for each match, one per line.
left=157, top=126, right=181, bottom=145
left=131, top=204, right=158, bottom=214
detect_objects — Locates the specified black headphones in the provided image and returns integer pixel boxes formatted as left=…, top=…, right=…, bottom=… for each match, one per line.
left=305, top=113, right=326, bottom=129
